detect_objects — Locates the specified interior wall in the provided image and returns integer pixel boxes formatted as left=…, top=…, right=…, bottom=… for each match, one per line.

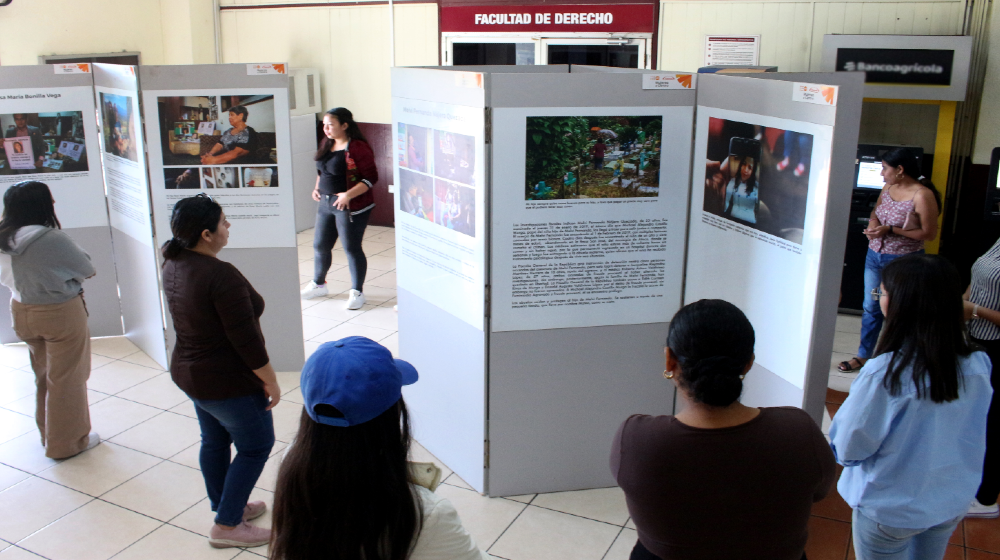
left=219, top=3, right=439, bottom=125
left=0, top=0, right=215, bottom=65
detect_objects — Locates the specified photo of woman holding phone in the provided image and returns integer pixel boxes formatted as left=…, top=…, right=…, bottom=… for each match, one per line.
left=724, top=155, right=759, bottom=224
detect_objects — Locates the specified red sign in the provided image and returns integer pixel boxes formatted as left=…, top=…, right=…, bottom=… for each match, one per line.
left=441, top=4, right=655, bottom=33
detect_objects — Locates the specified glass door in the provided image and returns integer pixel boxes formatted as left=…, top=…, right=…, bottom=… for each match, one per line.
left=444, top=36, right=539, bottom=66
left=540, top=37, right=648, bottom=68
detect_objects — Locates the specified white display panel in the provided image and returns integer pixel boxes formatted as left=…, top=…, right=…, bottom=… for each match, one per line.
left=0, top=86, right=106, bottom=229
left=96, top=79, right=155, bottom=248
left=490, top=106, right=692, bottom=332
left=392, top=97, right=486, bottom=330
left=685, top=106, right=834, bottom=390
left=143, top=88, right=296, bottom=249
left=856, top=161, right=884, bottom=190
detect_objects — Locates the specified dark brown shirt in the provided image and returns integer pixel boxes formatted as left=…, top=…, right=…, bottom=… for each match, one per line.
left=611, top=407, right=836, bottom=560
left=162, top=250, right=269, bottom=400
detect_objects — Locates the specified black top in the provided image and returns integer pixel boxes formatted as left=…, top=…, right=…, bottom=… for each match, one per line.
left=218, top=126, right=259, bottom=165
left=162, top=251, right=269, bottom=400
left=316, top=149, right=348, bottom=195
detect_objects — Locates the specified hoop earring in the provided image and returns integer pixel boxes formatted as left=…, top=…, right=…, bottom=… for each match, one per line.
left=663, top=370, right=674, bottom=380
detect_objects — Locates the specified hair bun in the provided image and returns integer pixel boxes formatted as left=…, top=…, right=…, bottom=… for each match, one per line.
left=686, top=355, right=745, bottom=407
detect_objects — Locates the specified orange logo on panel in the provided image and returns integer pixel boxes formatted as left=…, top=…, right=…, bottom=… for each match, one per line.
left=676, top=74, right=693, bottom=89
left=822, top=86, right=836, bottom=104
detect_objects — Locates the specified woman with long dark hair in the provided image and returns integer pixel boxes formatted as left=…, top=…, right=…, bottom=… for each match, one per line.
left=300, top=107, right=378, bottom=310
left=612, top=299, right=835, bottom=560
left=271, top=336, right=487, bottom=560
left=839, top=148, right=941, bottom=373
left=723, top=156, right=759, bottom=224
left=161, top=194, right=280, bottom=549
left=0, top=181, right=99, bottom=459
left=831, top=254, right=991, bottom=560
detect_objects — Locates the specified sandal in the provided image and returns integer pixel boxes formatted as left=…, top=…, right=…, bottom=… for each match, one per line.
left=837, top=357, right=865, bottom=373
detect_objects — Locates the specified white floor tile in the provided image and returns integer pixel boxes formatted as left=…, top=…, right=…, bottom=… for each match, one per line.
left=113, top=523, right=240, bottom=560
left=302, top=299, right=375, bottom=322
left=490, top=505, right=621, bottom=560
left=254, top=450, right=284, bottom=493
left=89, top=337, right=141, bottom=360
left=828, top=371, right=857, bottom=393
left=367, top=254, right=396, bottom=272
left=822, top=406, right=832, bottom=435
left=411, top=440, right=453, bottom=481
left=109, top=412, right=201, bottom=459
left=36, top=441, right=161, bottom=497
left=348, top=306, right=398, bottom=332
left=0, top=432, right=58, bottom=474
left=300, top=315, right=343, bottom=340
left=119, top=350, right=168, bottom=371
left=367, top=270, right=397, bottom=289
left=381, top=332, right=399, bottom=357
left=304, top=340, right=321, bottom=360
left=170, top=487, right=273, bottom=538
left=0, top=541, right=9, bottom=553
left=87, top=360, right=162, bottom=395
left=168, top=442, right=202, bottom=471
left=444, top=472, right=474, bottom=490
left=0, top=477, right=92, bottom=542
left=603, top=528, right=638, bottom=560
left=18, top=499, right=161, bottom=560
left=355, top=284, right=397, bottom=305
left=90, top=353, right=116, bottom=369
left=0, top=345, right=31, bottom=370
left=169, top=399, right=198, bottom=419
left=89, top=396, right=163, bottom=439
left=274, top=371, right=301, bottom=393
left=115, top=373, right=189, bottom=410
left=0, top=368, right=35, bottom=406
left=832, top=330, right=859, bottom=355
left=4, top=389, right=106, bottom=419
left=625, top=518, right=635, bottom=529
left=0, top=546, right=47, bottom=558
left=531, top=486, right=629, bottom=526
left=309, top=322, right=394, bottom=344
left=270, top=400, right=305, bottom=444
left=835, top=314, right=862, bottom=334
left=0, top=409, right=35, bottom=447
left=434, top=484, right=526, bottom=550
left=363, top=241, right=395, bottom=256
left=504, top=494, right=535, bottom=504
left=103, top=460, right=207, bottom=522
left=282, top=386, right=304, bottom=404
left=296, top=244, right=314, bottom=261
left=0, top=464, right=29, bottom=493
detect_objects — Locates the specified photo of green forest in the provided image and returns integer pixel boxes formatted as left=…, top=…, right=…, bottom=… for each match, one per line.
left=525, top=116, right=662, bottom=201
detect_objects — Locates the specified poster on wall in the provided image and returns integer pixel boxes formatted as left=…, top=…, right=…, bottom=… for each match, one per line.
left=0, top=87, right=106, bottom=229
left=96, top=85, right=155, bottom=246
left=490, top=107, right=693, bottom=332
left=392, top=98, right=486, bottom=330
left=684, top=106, right=834, bottom=390
left=143, top=90, right=295, bottom=249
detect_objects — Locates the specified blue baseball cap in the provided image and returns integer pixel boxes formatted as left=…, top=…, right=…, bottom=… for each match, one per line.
left=300, top=336, right=418, bottom=427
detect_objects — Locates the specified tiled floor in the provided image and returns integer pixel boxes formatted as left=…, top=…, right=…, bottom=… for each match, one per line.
left=0, top=225, right=997, bottom=559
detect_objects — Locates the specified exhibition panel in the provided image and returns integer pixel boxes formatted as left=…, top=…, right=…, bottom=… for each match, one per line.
left=139, top=64, right=304, bottom=372
left=93, top=63, right=168, bottom=368
left=0, top=65, right=123, bottom=342
left=687, top=73, right=864, bottom=421
left=392, top=67, right=488, bottom=492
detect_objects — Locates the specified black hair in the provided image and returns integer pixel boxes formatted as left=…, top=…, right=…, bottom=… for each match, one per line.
left=270, top=399, right=421, bottom=560
left=0, top=182, right=60, bottom=252
left=734, top=156, right=758, bottom=195
left=875, top=253, right=974, bottom=402
left=666, top=299, right=755, bottom=407
left=160, top=194, right=222, bottom=260
left=881, top=147, right=941, bottom=211
left=315, top=107, right=368, bottom=160
left=229, top=105, right=249, bottom=122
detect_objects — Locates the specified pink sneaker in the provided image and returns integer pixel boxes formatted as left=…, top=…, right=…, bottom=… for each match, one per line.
left=244, top=501, right=267, bottom=521
left=793, top=163, right=807, bottom=177
left=209, top=521, right=271, bottom=549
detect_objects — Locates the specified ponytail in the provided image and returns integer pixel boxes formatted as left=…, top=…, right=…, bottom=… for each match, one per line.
left=162, top=194, right=222, bottom=260
left=161, top=238, right=187, bottom=260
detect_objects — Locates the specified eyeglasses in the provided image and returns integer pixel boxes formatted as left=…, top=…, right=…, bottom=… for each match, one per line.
left=195, top=192, right=214, bottom=202
left=870, top=288, right=885, bottom=301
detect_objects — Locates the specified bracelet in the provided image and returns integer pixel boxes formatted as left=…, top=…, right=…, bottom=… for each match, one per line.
left=889, top=225, right=894, bottom=235
left=973, top=304, right=980, bottom=319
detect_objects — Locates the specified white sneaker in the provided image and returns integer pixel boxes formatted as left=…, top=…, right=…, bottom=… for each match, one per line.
left=346, top=289, right=365, bottom=310
left=301, top=282, right=328, bottom=300
left=967, top=498, right=1000, bottom=518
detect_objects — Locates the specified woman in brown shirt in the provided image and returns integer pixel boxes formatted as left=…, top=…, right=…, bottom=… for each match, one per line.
left=611, top=299, right=836, bottom=560
left=161, top=194, right=281, bottom=550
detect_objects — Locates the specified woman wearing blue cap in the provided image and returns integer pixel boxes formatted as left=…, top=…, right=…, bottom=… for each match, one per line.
left=271, top=336, right=488, bottom=560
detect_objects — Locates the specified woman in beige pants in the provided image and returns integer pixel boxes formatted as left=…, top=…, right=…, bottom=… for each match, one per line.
left=0, top=181, right=99, bottom=459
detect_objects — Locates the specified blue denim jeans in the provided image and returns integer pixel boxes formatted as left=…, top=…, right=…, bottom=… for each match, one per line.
left=852, top=509, right=961, bottom=560
left=191, top=392, right=275, bottom=527
left=859, top=249, right=923, bottom=358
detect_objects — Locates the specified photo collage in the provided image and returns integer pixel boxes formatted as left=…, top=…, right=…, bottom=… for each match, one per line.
left=0, top=111, right=90, bottom=174
left=702, top=117, right=813, bottom=244
left=397, top=123, right=476, bottom=238
left=524, top=115, right=662, bottom=201
left=158, top=94, right=279, bottom=190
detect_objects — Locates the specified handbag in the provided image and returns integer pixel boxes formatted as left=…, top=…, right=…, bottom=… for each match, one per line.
left=408, top=461, right=442, bottom=491
left=901, top=211, right=922, bottom=231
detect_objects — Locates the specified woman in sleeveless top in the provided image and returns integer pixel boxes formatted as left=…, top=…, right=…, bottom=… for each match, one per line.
left=839, top=148, right=940, bottom=373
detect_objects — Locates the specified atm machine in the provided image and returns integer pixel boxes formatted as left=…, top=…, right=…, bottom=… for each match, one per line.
left=840, top=144, right=924, bottom=313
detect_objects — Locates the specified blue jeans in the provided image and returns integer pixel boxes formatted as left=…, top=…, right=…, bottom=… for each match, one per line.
left=191, top=392, right=275, bottom=527
left=859, top=249, right=923, bottom=358
left=852, top=509, right=961, bottom=560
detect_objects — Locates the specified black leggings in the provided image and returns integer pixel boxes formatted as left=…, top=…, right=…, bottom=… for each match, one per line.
left=313, top=196, right=370, bottom=291
left=629, top=540, right=807, bottom=560
left=973, top=337, right=1000, bottom=505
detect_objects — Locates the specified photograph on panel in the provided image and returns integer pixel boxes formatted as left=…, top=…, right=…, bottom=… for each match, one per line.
left=433, top=178, right=475, bottom=237
left=397, top=122, right=430, bottom=173
left=164, top=167, right=201, bottom=189
left=702, top=117, right=812, bottom=244
left=204, top=167, right=240, bottom=189
left=0, top=112, right=89, bottom=174
left=399, top=168, right=433, bottom=222
left=243, top=166, right=277, bottom=187
left=433, top=130, right=476, bottom=186
left=157, top=94, right=277, bottom=167
left=99, top=93, right=139, bottom=162
left=524, top=116, right=661, bottom=201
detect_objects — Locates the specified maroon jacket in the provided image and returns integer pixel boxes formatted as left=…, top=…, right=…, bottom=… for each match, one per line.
left=344, top=139, right=378, bottom=213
